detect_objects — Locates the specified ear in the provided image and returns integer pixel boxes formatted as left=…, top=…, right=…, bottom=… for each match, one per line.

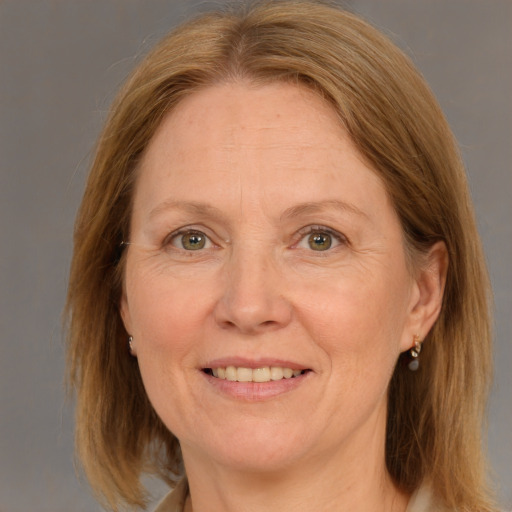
left=401, top=241, right=449, bottom=351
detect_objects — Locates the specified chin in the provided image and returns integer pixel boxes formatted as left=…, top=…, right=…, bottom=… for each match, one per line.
left=213, top=446, right=304, bottom=474
left=188, top=420, right=312, bottom=473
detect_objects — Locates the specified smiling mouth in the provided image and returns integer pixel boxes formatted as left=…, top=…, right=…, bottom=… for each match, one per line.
left=202, top=366, right=311, bottom=383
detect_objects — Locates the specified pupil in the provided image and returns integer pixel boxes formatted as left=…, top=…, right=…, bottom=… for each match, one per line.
left=309, top=232, right=331, bottom=251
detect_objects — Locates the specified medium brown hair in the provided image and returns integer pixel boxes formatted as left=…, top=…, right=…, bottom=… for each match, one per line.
left=66, top=1, right=495, bottom=510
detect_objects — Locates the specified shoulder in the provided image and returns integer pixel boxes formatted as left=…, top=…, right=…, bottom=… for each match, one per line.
left=153, top=478, right=189, bottom=512
left=406, top=484, right=450, bottom=512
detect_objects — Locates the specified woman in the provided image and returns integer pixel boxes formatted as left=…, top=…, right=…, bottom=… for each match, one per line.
left=66, top=1, right=496, bottom=511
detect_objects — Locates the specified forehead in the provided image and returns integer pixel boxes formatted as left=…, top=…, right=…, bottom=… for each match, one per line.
left=143, top=81, right=346, bottom=164
left=133, top=81, right=391, bottom=224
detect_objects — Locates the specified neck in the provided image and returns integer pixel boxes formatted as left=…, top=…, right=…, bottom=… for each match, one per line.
left=181, top=404, right=410, bottom=512
left=184, top=459, right=408, bottom=512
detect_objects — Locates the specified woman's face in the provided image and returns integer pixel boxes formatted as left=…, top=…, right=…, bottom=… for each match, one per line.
left=121, top=82, right=423, bottom=472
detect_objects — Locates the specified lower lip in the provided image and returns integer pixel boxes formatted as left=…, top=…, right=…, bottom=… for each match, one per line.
left=201, top=371, right=311, bottom=401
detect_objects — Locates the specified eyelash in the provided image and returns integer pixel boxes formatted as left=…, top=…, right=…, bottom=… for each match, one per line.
left=162, top=225, right=348, bottom=253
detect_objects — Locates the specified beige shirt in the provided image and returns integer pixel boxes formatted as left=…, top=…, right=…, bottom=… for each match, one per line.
left=153, top=479, right=439, bottom=512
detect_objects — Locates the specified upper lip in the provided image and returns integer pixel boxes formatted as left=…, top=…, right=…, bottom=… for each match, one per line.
left=202, top=357, right=311, bottom=371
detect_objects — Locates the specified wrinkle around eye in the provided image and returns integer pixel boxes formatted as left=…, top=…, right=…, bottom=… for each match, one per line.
left=127, top=242, right=223, bottom=279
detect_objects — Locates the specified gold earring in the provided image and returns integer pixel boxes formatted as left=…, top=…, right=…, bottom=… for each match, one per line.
left=408, top=335, right=422, bottom=371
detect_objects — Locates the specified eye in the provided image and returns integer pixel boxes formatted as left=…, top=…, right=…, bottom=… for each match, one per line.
left=308, top=232, right=332, bottom=251
left=296, top=227, right=345, bottom=252
left=168, top=229, right=212, bottom=251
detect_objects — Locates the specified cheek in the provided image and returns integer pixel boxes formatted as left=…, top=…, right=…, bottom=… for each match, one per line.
left=125, top=266, right=213, bottom=361
left=294, top=264, right=410, bottom=366
left=295, top=270, right=410, bottom=421
left=124, top=270, right=215, bottom=428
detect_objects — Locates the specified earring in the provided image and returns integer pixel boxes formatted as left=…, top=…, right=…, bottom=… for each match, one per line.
left=408, top=335, right=422, bottom=371
left=128, top=335, right=135, bottom=355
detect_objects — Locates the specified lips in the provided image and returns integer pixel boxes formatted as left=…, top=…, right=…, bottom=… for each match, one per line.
left=201, top=360, right=312, bottom=400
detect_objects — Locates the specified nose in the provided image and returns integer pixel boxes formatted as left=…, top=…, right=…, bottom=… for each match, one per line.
left=213, top=248, right=292, bottom=335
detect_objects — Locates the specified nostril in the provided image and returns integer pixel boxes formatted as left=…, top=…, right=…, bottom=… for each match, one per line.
left=217, top=318, right=281, bottom=333
left=217, top=319, right=238, bottom=331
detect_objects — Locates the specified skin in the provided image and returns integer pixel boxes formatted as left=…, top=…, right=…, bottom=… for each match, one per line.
left=121, top=82, right=447, bottom=512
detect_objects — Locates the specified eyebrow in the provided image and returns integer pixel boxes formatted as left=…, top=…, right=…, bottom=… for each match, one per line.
left=148, top=198, right=367, bottom=223
left=280, top=200, right=368, bottom=221
left=148, top=200, right=227, bottom=221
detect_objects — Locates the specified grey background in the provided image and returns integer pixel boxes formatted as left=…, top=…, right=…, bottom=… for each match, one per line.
left=0, top=1, right=510, bottom=511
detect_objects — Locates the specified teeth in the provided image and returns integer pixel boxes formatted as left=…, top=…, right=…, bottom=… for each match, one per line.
left=270, top=367, right=283, bottom=380
left=225, top=366, right=237, bottom=381
left=208, top=366, right=306, bottom=383
left=283, top=368, right=293, bottom=379
left=237, top=367, right=253, bottom=382
left=253, top=367, right=271, bottom=383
